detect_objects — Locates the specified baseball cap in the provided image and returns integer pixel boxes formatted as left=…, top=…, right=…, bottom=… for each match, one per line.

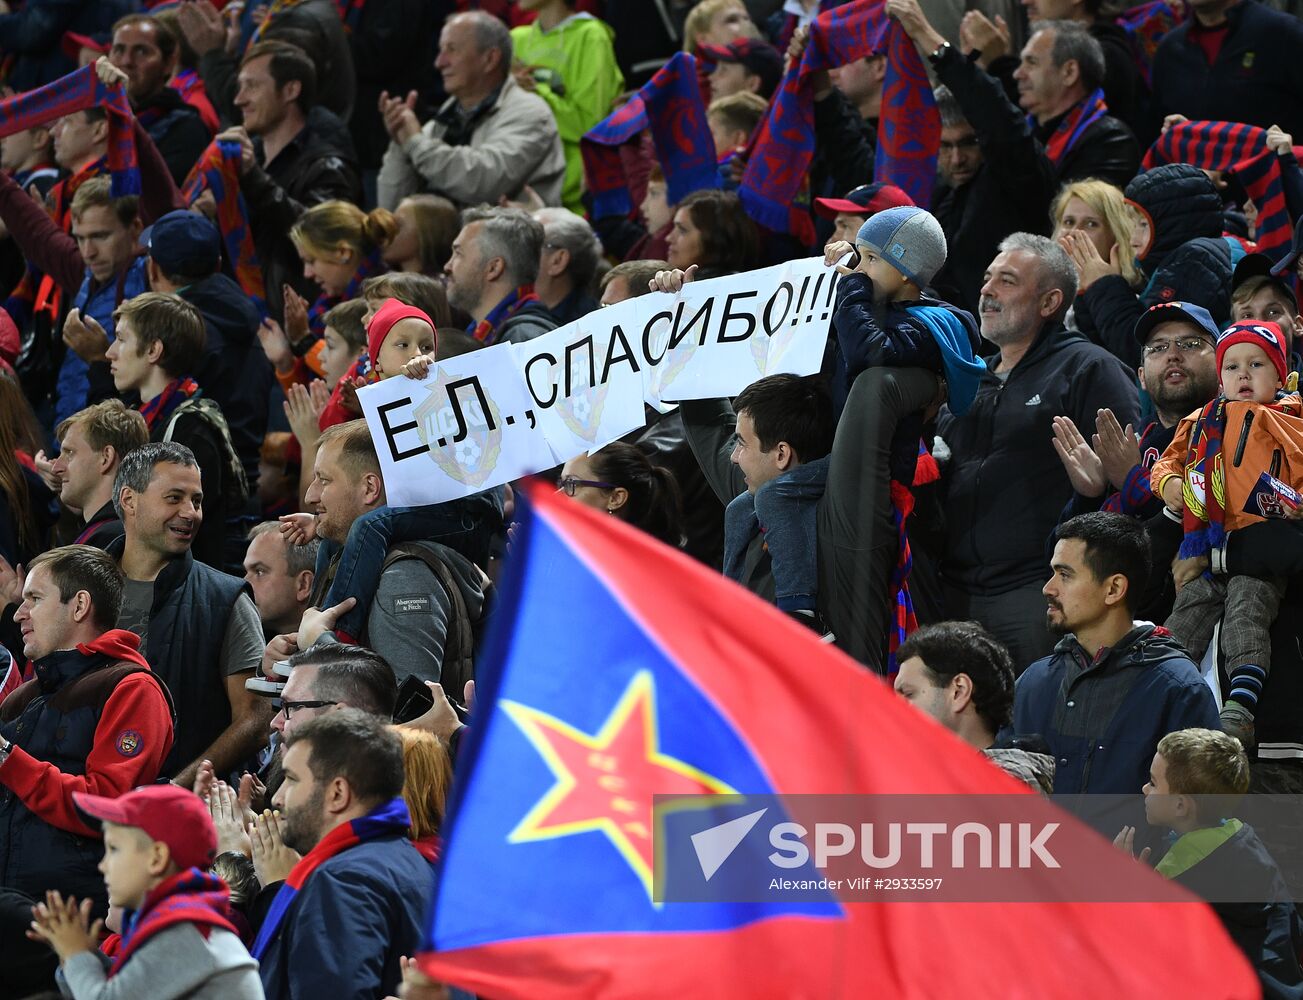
left=700, top=38, right=783, bottom=99
left=1236, top=252, right=1300, bottom=312
left=814, top=182, right=915, bottom=220
left=74, top=785, right=218, bottom=871
left=61, top=31, right=108, bottom=63
left=142, top=210, right=222, bottom=276
left=1132, top=300, right=1220, bottom=346
left=1270, top=216, right=1303, bottom=277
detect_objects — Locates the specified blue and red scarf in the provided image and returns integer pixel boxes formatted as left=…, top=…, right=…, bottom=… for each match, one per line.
left=1039, top=87, right=1108, bottom=167
left=183, top=140, right=268, bottom=314
left=1176, top=397, right=1229, bottom=566
left=1143, top=120, right=1293, bottom=255
left=110, top=869, right=237, bottom=977
left=469, top=285, right=541, bottom=345
left=251, top=797, right=411, bottom=960
left=886, top=480, right=919, bottom=674
left=0, top=64, right=138, bottom=197
left=139, top=377, right=199, bottom=432
left=172, top=68, right=220, bottom=133
left=1116, top=0, right=1186, bottom=87
left=307, top=248, right=386, bottom=337
left=741, top=0, right=938, bottom=245
left=582, top=52, right=719, bottom=221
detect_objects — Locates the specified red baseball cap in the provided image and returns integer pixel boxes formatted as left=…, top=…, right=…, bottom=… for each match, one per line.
left=366, top=299, right=437, bottom=368
left=74, top=785, right=218, bottom=871
left=61, top=31, right=109, bottom=63
left=814, top=182, right=915, bottom=220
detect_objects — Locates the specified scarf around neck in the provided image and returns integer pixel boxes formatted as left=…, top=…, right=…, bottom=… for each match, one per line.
left=1039, top=88, right=1108, bottom=167
left=139, top=377, right=199, bottom=432
left=469, top=285, right=541, bottom=344
left=251, top=797, right=411, bottom=959
left=110, top=868, right=236, bottom=976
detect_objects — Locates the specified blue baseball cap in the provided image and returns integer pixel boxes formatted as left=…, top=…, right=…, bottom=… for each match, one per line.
left=141, top=210, right=222, bottom=276
left=1133, top=300, right=1219, bottom=346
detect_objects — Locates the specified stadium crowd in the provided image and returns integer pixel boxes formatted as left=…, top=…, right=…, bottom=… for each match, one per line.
left=0, top=0, right=1302, bottom=996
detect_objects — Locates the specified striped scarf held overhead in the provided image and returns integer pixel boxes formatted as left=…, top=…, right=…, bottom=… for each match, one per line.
left=110, top=869, right=237, bottom=977
left=1039, top=88, right=1108, bottom=167
left=1143, top=121, right=1293, bottom=255
left=741, top=0, right=939, bottom=246
left=581, top=52, right=719, bottom=221
left=251, top=797, right=412, bottom=960
left=0, top=64, right=138, bottom=196
left=182, top=140, right=267, bottom=314
left=333, top=0, right=368, bottom=31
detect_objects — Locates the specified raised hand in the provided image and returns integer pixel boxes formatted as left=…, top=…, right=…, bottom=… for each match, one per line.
left=648, top=264, right=697, bottom=294
left=0, top=553, right=26, bottom=608
left=1059, top=230, right=1119, bottom=293
left=284, top=381, right=325, bottom=448
left=62, top=309, right=110, bottom=364
left=401, top=353, right=436, bottom=381
left=27, top=890, right=101, bottom=961
left=277, top=512, right=318, bottom=546
left=1051, top=415, right=1106, bottom=497
left=210, top=780, right=253, bottom=857
left=176, top=0, right=227, bottom=58
left=282, top=285, right=310, bottom=344
left=251, top=810, right=301, bottom=886
left=959, top=10, right=1010, bottom=68
left=1093, top=408, right=1141, bottom=492
left=257, top=318, right=294, bottom=374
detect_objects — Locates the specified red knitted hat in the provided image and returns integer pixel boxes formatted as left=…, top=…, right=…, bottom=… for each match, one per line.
left=366, top=299, right=437, bottom=369
left=1216, top=320, right=1288, bottom=388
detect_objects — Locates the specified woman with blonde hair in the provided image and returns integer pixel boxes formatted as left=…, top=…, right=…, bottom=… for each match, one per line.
left=1054, top=178, right=1144, bottom=355
left=398, top=728, right=454, bottom=862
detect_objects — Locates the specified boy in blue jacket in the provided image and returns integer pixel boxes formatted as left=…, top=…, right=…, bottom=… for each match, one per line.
left=749, top=207, right=983, bottom=643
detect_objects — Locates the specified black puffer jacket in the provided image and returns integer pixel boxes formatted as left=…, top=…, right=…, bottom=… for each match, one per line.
left=1076, top=164, right=1232, bottom=368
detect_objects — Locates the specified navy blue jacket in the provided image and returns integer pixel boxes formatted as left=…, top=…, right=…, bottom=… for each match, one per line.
left=1013, top=624, right=1220, bottom=795
left=257, top=834, right=433, bottom=1000
left=1151, top=0, right=1303, bottom=139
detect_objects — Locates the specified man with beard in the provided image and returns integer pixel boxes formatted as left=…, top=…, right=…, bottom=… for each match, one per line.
left=445, top=206, right=558, bottom=346
left=1052, top=302, right=1221, bottom=620
left=1013, top=512, right=1219, bottom=797
left=255, top=709, right=431, bottom=1000
left=937, top=234, right=1138, bottom=672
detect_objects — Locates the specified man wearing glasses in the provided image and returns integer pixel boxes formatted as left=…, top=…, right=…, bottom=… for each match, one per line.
left=269, top=645, right=398, bottom=743
left=1053, top=300, right=1220, bottom=619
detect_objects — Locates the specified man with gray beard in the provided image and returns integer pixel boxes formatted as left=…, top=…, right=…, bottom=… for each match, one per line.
left=937, top=234, right=1139, bottom=671
left=444, top=205, right=558, bottom=347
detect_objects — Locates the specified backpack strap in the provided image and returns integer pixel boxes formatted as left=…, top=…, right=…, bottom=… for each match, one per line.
left=382, top=543, right=476, bottom=697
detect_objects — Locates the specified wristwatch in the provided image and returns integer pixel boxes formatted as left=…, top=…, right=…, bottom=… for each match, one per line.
left=928, top=41, right=951, bottom=64
left=0, top=737, right=12, bottom=767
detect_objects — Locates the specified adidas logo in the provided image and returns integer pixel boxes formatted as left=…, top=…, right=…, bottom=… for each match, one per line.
left=1025, top=394, right=1042, bottom=406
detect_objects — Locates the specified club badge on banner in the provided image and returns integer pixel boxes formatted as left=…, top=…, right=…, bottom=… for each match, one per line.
left=359, top=258, right=840, bottom=507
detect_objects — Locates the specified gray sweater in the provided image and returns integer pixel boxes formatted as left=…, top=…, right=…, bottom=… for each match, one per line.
left=57, top=924, right=263, bottom=1000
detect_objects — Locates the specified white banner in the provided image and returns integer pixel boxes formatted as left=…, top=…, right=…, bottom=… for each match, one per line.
left=359, top=257, right=840, bottom=507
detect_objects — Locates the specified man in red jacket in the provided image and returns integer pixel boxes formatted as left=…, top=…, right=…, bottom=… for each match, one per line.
left=0, top=544, right=174, bottom=949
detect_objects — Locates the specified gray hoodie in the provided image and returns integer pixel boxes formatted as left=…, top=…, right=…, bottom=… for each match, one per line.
left=57, top=924, right=263, bottom=1000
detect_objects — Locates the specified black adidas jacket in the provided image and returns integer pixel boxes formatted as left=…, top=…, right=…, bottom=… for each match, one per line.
left=937, top=323, right=1140, bottom=595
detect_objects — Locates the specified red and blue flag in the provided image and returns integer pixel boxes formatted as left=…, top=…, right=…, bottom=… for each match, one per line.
left=418, top=484, right=1259, bottom=998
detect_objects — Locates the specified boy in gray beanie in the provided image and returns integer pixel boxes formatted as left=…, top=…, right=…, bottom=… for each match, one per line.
left=747, top=206, right=981, bottom=645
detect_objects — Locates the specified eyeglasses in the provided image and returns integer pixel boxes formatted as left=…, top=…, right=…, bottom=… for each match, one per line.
left=557, top=476, right=616, bottom=497
left=273, top=699, right=338, bottom=719
left=1143, top=337, right=1214, bottom=358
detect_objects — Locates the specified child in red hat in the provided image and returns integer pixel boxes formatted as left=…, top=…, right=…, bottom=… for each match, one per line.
left=27, top=784, right=262, bottom=998
left=1153, top=320, right=1303, bottom=749
left=273, top=299, right=496, bottom=651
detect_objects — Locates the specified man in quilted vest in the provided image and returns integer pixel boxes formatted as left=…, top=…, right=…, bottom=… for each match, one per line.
left=0, top=545, right=173, bottom=970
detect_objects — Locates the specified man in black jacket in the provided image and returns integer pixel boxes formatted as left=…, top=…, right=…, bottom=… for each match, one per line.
left=142, top=210, right=273, bottom=493
left=1151, top=0, right=1303, bottom=140
left=108, top=14, right=212, bottom=186
left=938, top=233, right=1139, bottom=671
left=1013, top=20, right=1139, bottom=187
left=216, top=41, right=360, bottom=320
